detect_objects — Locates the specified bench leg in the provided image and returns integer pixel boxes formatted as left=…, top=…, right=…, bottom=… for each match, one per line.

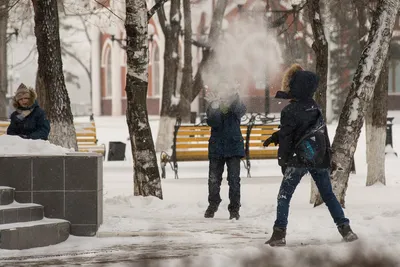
left=174, top=164, right=179, bottom=179
left=241, top=159, right=251, bottom=178
left=161, top=161, right=166, bottom=179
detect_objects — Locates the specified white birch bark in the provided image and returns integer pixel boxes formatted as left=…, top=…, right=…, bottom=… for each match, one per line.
left=366, top=57, right=389, bottom=186
left=125, top=0, right=163, bottom=199
left=328, top=0, right=399, bottom=207
left=366, top=125, right=386, bottom=185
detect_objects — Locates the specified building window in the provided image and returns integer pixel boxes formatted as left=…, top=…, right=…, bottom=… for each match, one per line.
left=152, top=45, right=161, bottom=97
left=389, top=60, right=400, bottom=93
left=104, top=48, right=112, bottom=98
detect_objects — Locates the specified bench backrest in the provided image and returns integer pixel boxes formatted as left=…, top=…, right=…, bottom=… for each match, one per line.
left=175, top=124, right=248, bottom=150
left=0, top=121, right=98, bottom=144
left=245, top=124, right=279, bottom=159
left=174, top=123, right=279, bottom=157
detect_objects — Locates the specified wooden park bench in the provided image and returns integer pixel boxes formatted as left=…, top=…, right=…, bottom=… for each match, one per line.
left=160, top=114, right=280, bottom=179
left=0, top=119, right=106, bottom=156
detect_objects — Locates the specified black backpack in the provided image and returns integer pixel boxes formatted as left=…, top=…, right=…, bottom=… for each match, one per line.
left=294, top=110, right=327, bottom=166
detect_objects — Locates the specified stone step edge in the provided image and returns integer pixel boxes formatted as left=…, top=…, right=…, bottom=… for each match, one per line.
left=0, top=186, right=14, bottom=190
left=0, top=218, right=69, bottom=231
left=0, top=202, right=42, bottom=210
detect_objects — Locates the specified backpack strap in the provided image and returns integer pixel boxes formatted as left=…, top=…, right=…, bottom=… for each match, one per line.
left=294, top=108, right=325, bottom=148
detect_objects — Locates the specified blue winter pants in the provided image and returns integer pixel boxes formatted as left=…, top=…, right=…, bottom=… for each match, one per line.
left=274, top=167, right=350, bottom=228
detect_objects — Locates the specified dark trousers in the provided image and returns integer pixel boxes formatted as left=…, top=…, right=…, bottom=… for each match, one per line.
left=274, top=167, right=350, bottom=228
left=208, top=157, right=241, bottom=212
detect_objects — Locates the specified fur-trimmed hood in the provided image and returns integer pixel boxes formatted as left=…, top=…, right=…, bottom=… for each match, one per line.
left=275, top=64, right=319, bottom=100
left=12, top=83, right=37, bottom=109
left=281, top=63, right=303, bottom=92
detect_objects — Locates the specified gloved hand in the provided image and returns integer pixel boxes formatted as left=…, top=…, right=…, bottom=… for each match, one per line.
left=263, top=137, right=273, bottom=147
left=263, top=131, right=279, bottom=147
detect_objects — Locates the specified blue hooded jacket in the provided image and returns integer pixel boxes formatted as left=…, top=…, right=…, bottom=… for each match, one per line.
left=206, top=96, right=246, bottom=159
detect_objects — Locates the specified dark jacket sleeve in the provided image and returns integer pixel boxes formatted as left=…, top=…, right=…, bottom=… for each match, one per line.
left=29, top=109, right=50, bottom=140
left=206, top=103, right=222, bottom=128
left=278, top=108, right=297, bottom=166
left=230, top=99, right=246, bottom=120
left=6, top=114, right=18, bottom=136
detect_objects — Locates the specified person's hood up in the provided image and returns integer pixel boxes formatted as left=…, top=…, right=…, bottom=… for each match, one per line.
left=289, top=70, right=319, bottom=100
left=274, top=63, right=319, bottom=100
left=13, top=83, right=37, bottom=109
left=274, top=63, right=303, bottom=99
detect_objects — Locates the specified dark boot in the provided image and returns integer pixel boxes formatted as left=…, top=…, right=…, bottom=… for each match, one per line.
left=204, top=205, right=219, bottom=218
left=265, top=227, right=286, bottom=247
left=229, top=210, right=240, bottom=220
left=338, top=224, right=358, bottom=242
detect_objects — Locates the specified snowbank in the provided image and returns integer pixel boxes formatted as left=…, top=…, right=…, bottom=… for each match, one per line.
left=0, top=135, right=74, bottom=155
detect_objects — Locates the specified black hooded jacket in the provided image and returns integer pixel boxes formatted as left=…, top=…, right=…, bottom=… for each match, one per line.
left=277, top=70, right=331, bottom=169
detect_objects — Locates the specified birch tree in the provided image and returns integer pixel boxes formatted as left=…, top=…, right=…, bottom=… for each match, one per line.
left=366, top=56, right=389, bottom=186
left=177, top=0, right=193, bottom=122
left=32, top=0, right=77, bottom=150
left=318, top=0, right=399, bottom=207
left=355, top=0, right=389, bottom=186
left=125, top=0, right=163, bottom=199
left=0, top=0, right=9, bottom=120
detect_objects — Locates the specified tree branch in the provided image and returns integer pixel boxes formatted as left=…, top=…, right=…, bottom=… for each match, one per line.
left=148, top=0, right=169, bottom=21
left=191, top=39, right=210, bottom=49
left=92, top=0, right=123, bottom=21
left=61, top=46, right=92, bottom=88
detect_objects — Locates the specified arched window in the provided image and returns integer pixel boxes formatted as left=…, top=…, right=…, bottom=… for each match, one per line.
left=152, top=45, right=161, bottom=97
left=106, top=49, right=112, bottom=97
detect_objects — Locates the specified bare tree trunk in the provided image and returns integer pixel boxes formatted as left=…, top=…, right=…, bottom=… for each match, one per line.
left=32, top=0, right=77, bottom=150
left=314, top=0, right=399, bottom=207
left=155, top=0, right=181, bottom=152
left=308, top=0, right=328, bottom=204
left=159, top=0, right=180, bottom=117
left=190, top=0, right=228, bottom=103
left=308, top=0, right=328, bottom=120
left=125, top=0, right=163, bottom=199
left=0, top=1, right=9, bottom=120
left=366, top=56, right=388, bottom=186
left=178, top=0, right=193, bottom=122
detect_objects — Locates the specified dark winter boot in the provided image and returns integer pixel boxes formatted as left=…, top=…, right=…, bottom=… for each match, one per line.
left=265, top=227, right=286, bottom=247
left=229, top=210, right=240, bottom=220
left=338, top=224, right=358, bottom=242
left=204, top=205, right=219, bottom=218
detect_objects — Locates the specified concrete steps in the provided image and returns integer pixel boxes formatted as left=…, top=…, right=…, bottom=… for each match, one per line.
left=0, top=186, right=70, bottom=250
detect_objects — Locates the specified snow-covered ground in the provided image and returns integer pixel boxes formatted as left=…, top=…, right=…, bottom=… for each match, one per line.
left=0, top=113, right=400, bottom=266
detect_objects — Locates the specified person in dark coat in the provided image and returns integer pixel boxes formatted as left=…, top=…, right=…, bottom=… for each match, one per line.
left=263, top=64, right=358, bottom=246
left=7, top=83, right=50, bottom=140
left=204, top=90, right=246, bottom=220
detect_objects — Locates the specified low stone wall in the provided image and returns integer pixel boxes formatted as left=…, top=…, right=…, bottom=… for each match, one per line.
left=0, top=153, right=103, bottom=236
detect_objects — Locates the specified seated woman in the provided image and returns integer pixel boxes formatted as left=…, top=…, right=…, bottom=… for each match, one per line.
left=7, top=83, right=50, bottom=140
